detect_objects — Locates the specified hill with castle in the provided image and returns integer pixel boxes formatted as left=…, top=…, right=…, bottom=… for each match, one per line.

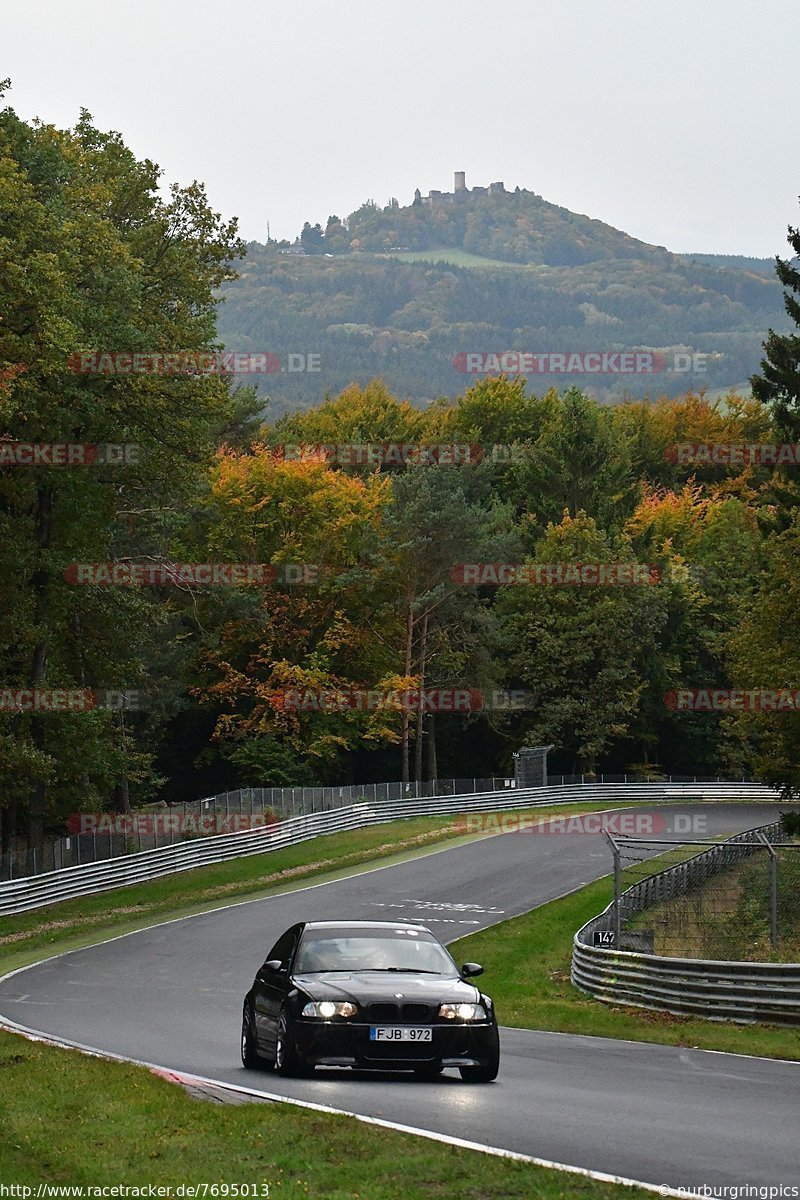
left=284, top=171, right=676, bottom=266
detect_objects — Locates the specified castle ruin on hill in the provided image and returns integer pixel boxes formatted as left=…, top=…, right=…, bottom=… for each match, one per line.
left=413, top=171, right=508, bottom=206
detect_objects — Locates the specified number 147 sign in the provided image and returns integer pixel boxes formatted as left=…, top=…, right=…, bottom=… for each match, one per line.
left=593, top=930, right=616, bottom=947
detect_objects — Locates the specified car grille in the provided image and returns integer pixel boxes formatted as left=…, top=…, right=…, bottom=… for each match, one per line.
left=364, top=1002, right=437, bottom=1022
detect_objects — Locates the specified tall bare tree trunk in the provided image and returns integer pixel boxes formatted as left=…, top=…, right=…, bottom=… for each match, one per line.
left=0, top=802, right=15, bottom=855
left=112, top=775, right=130, bottom=814
left=414, top=611, right=429, bottom=784
left=401, top=604, right=414, bottom=786
left=424, top=713, right=437, bottom=783
left=72, top=614, right=93, bottom=808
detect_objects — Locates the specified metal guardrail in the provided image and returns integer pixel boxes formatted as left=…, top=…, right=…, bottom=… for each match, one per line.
left=571, top=820, right=800, bottom=1026
left=0, top=780, right=779, bottom=916
left=571, top=945, right=800, bottom=1025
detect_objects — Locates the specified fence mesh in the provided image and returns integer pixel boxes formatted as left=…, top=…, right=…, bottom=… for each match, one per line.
left=605, top=818, right=800, bottom=962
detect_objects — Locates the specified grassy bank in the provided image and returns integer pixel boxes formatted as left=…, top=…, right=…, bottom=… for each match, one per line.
left=0, top=1029, right=654, bottom=1198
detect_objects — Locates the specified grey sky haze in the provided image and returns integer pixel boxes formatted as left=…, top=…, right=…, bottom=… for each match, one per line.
left=5, top=0, right=799, bottom=256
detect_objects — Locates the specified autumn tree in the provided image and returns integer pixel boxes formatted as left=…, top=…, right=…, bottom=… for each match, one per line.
left=625, top=485, right=764, bottom=773
left=190, top=447, right=399, bottom=782
left=612, top=392, right=773, bottom=487
left=725, top=511, right=800, bottom=794
left=269, top=378, right=427, bottom=456
left=380, top=466, right=519, bottom=783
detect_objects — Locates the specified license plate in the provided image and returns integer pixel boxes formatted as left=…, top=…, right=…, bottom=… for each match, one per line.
left=369, top=1026, right=432, bottom=1042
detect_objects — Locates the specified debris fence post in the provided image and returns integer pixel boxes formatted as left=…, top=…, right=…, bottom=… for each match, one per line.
left=758, top=833, right=778, bottom=949
left=606, top=831, right=622, bottom=947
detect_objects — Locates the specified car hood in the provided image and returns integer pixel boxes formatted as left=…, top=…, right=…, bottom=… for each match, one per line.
left=291, top=970, right=481, bottom=1005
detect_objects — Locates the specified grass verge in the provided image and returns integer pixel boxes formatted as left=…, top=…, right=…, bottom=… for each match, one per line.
left=0, top=1029, right=656, bottom=1198
left=451, top=877, right=800, bottom=1061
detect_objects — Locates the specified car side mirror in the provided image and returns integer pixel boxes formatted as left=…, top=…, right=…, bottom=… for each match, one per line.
left=461, top=962, right=484, bottom=978
left=264, top=959, right=285, bottom=972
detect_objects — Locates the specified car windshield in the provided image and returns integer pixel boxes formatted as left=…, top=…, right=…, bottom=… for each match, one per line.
left=294, top=928, right=457, bottom=975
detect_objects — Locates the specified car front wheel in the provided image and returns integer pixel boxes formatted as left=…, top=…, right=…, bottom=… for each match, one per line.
left=459, top=1027, right=500, bottom=1082
left=275, top=1007, right=313, bottom=1077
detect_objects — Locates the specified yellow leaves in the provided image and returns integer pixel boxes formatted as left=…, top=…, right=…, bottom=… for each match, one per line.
left=195, top=453, right=403, bottom=753
left=208, top=442, right=390, bottom=568
left=627, top=481, right=719, bottom=548
left=614, top=391, right=774, bottom=475
left=273, top=378, right=426, bottom=445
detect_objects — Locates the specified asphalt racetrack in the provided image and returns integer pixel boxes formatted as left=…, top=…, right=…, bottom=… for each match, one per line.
left=2, top=802, right=798, bottom=1192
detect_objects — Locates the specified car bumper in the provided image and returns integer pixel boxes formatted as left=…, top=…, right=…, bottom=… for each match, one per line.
left=294, top=1019, right=498, bottom=1068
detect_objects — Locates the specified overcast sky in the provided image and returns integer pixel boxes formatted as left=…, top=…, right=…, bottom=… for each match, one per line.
left=5, top=0, right=798, bottom=256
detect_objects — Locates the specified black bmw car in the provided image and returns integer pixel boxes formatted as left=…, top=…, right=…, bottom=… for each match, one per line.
left=241, top=919, right=500, bottom=1081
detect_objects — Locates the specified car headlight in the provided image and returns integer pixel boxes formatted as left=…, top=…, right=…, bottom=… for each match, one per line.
left=301, top=1000, right=358, bottom=1019
left=438, top=1002, right=487, bottom=1021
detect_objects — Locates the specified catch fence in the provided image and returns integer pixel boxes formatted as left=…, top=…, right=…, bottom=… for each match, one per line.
left=0, top=780, right=779, bottom=914
left=573, top=816, right=800, bottom=1024
left=603, top=820, right=800, bottom=956
left=0, top=776, right=512, bottom=880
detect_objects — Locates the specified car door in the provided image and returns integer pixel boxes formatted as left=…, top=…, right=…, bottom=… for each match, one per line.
left=254, top=925, right=302, bottom=1051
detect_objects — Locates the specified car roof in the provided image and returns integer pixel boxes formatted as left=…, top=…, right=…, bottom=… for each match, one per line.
left=301, top=919, right=432, bottom=932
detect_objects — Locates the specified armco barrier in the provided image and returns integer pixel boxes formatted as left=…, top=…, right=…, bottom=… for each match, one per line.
left=571, top=819, right=800, bottom=1026
left=571, top=943, right=800, bottom=1025
left=0, top=781, right=779, bottom=916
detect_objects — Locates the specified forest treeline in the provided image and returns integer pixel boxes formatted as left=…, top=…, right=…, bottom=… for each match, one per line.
left=2, top=97, right=800, bottom=850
